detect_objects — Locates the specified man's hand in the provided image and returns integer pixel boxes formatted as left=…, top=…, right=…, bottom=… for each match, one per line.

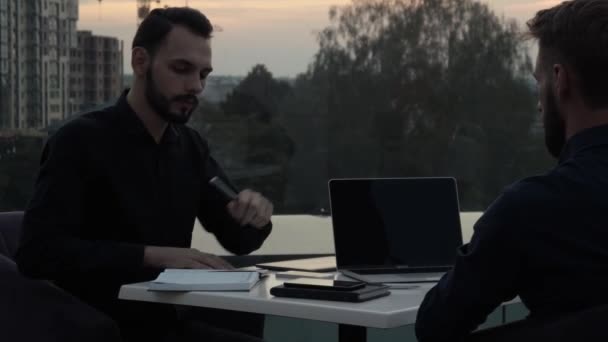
left=143, top=246, right=234, bottom=269
left=227, top=189, right=273, bottom=229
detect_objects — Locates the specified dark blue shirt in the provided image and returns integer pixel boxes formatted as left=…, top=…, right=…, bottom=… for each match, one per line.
left=416, top=124, right=608, bottom=341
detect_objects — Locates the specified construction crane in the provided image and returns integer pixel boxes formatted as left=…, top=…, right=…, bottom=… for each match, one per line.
left=137, top=0, right=162, bottom=26
left=138, top=0, right=224, bottom=31
left=98, top=1, right=223, bottom=30
left=96, top=0, right=162, bottom=26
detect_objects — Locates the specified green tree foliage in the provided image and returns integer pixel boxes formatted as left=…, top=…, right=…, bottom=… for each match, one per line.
left=191, top=65, right=295, bottom=211
left=222, top=64, right=292, bottom=122
left=282, top=0, right=552, bottom=211
left=1, top=0, right=555, bottom=214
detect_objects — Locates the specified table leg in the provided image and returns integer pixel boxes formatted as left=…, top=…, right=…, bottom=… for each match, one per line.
left=338, top=324, right=366, bottom=342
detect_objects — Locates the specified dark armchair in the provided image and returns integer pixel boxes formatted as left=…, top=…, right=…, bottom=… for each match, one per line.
left=0, top=211, right=122, bottom=342
left=469, top=305, right=608, bottom=342
left=0, top=211, right=22, bottom=258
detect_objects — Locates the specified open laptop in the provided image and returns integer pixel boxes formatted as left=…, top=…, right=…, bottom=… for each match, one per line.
left=329, top=177, right=463, bottom=284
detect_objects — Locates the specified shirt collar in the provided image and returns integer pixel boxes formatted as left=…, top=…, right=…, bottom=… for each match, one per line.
left=114, top=89, right=180, bottom=144
left=559, top=124, right=608, bottom=163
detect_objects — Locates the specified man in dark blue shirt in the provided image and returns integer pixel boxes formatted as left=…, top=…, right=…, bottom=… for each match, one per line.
left=17, top=7, right=273, bottom=342
left=416, top=0, right=608, bottom=340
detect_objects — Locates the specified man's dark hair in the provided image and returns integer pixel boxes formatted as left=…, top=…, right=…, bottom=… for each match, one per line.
left=132, top=7, right=213, bottom=56
left=527, top=0, right=608, bottom=109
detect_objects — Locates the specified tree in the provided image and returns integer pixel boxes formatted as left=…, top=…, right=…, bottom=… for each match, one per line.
left=282, top=0, right=551, bottom=211
left=190, top=65, right=295, bottom=212
left=222, top=64, right=291, bottom=122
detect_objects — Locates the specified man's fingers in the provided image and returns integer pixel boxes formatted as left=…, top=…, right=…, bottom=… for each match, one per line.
left=241, top=191, right=269, bottom=226
left=186, top=249, right=219, bottom=268
left=251, top=216, right=266, bottom=228
left=217, top=257, right=235, bottom=270
left=245, top=194, right=266, bottom=224
left=251, top=201, right=270, bottom=227
left=229, top=202, right=247, bottom=224
left=261, top=200, right=273, bottom=221
left=207, top=256, right=233, bottom=270
left=204, top=254, right=234, bottom=270
left=198, top=256, right=224, bottom=269
left=234, top=191, right=254, bottom=225
left=226, top=190, right=273, bottom=228
left=193, top=251, right=229, bottom=269
left=254, top=200, right=273, bottom=228
left=241, top=204, right=258, bottom=226
left=192, top=262, right=211, bottom=269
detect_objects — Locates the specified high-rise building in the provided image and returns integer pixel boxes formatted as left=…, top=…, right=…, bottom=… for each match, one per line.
left=69, top=31, right=123, bottom=116
left=44, top=0, right=79, bottom=127
left=0, top=0, right=10, bottom=128
left=1, top=0, right=123, bottom=130
left=0, top=0, right=78, bottom=129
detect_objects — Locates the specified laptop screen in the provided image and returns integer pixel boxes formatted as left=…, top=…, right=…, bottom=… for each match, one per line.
left=329, top=178, right=463, bottom=269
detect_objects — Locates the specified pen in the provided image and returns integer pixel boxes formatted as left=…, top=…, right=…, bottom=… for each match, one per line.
left=209, top=176, right=239, bottom=201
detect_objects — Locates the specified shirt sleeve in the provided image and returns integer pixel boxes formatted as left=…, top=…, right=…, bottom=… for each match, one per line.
left=193, top=132, right=272, bottom=256
left=16, top=122, right=146, bottom=280
left=415, top=190, right=526, bottom=342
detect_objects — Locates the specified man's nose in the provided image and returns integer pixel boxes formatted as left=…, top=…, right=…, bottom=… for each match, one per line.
left=187, top=76, right=204, bottom=95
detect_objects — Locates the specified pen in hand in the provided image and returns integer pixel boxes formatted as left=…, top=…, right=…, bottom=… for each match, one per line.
left=209, top=176, right=273, bottom=228
left=209, top=176, right=238, bottom=202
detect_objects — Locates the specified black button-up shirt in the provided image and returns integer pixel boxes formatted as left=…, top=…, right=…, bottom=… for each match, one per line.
left=416, top=124, right=608, bottom=341
left=16, top=91, right=271, bottom=320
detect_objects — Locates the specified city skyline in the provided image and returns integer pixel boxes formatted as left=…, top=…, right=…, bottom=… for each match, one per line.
left=80, top=0, right=559, bottom=78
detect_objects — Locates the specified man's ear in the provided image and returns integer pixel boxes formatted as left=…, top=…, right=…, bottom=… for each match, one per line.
left=553, top=63, right=571, bottom=100
left=131, top=47, right=150, bottom=77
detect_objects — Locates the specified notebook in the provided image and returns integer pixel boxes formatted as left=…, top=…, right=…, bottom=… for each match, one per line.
left=148, top=269, right=263, bottom=292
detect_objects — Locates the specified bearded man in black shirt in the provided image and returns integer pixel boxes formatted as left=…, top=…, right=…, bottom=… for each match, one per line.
left=17, top=7, right=273, bottom=342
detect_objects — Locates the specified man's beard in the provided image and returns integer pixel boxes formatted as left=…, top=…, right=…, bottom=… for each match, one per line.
left=144, top=69, right=199, bottom=125
left=543, top=87, right=567, bottom=159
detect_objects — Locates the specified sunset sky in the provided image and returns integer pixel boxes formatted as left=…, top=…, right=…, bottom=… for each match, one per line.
left=79, top=0, right=561, bottom=77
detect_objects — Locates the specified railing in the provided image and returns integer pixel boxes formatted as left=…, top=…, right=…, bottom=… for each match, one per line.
left=192, top=212, right=483, bottom=257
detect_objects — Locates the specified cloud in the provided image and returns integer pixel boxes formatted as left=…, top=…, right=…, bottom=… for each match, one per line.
left=504, top=0, right=562, bottom=13
left=81, top=0, right=545, bottom=76
left=79, top=0, right=349, bottom=76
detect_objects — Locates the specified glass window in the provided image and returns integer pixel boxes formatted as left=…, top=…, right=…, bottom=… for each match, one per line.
left=0, top=0, right=552, bottom=215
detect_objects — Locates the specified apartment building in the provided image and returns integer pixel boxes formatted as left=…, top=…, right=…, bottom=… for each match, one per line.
left=0, top=0, right=78, bottom=129
left=1, top=0, right=123, bottom=130
left=69, top=30, right=123, bottom=116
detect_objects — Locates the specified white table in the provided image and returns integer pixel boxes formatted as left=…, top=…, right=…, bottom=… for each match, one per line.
left=119, top=273, right=435, bottom=342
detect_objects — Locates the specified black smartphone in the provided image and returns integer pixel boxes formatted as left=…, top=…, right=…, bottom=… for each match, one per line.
left=283, top=278, right=365, bottom=291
